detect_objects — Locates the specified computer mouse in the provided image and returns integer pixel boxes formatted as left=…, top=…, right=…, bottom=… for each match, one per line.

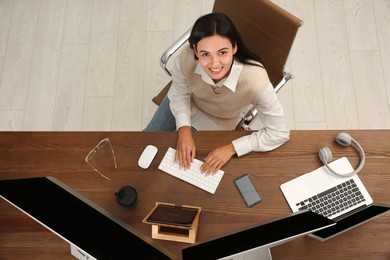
left=138, top=145, right=158, bottom=169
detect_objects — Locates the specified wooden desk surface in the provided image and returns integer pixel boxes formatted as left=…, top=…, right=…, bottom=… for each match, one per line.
left=0, top=130, right=389, bottom=259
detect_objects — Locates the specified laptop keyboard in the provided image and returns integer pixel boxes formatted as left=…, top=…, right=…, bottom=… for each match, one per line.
left=297, top=179, right=366, bottom=219
left=158, top=147, right=224, bottom=194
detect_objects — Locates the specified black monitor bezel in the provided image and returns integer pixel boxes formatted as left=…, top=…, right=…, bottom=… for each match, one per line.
left=310, top=204, right=390, bottom=241
left=182, top=210, right=335, bottom=260
left=0, top=177, right=171, bottom=260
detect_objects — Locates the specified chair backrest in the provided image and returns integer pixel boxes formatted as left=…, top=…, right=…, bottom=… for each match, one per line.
left=212, top=0, right=302, bottom=86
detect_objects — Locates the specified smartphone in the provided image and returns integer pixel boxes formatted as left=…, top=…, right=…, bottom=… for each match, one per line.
left=146, top=204, right=198, bottom=227
left=234, top=174, right=262, bottom=207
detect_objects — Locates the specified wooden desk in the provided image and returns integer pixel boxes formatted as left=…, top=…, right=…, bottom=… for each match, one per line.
left=0, top=130, right=389, bottom=259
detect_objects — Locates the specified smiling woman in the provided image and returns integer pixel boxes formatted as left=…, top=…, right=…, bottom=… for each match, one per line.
left=144, top=13, right=290, bottom=177
left=193, top=35, right=237, bottom=83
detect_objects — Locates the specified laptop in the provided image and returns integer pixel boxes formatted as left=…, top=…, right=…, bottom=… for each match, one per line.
left=280, top=157, right=390, bottom=241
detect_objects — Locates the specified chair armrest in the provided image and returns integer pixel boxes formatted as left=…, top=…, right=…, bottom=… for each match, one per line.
left=238, top=71, right=294, bottom=130
left=274, top=71, right=294, bottom=93
left=160, top=27, right=192, bottom=76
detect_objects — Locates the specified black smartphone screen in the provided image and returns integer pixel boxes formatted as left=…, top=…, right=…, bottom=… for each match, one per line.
left=146, top=204, right=198, bottom=227
left=234, top=174, right=262, bottom=207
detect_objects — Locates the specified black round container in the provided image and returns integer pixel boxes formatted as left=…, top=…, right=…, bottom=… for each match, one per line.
left=115, top=186, right=137, bottom=208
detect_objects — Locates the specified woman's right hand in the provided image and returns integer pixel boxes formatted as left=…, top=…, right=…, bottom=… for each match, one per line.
left=176, top=126, right=196, bottom=169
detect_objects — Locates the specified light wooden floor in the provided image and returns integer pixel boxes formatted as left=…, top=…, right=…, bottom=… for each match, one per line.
left=0, top=0, right=389, bottom=131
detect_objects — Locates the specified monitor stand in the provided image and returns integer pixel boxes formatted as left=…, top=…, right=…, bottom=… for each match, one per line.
left=220, top=247, right=272, bottom=260
left=251, top=247, right=272, bottom=260
left=71, top=244, right=97, bottom=260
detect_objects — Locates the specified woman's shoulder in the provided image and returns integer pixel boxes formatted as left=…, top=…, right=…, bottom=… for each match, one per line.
left=179, top=45, right=197, bottom=74
left=244, top=60, right=267, bottom=72
left=239, top=62, right=270, bottom=87
left=180, top=45, right=195, bottom=62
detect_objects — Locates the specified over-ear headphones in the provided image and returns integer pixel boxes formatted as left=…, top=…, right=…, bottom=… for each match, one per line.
left=318, top=132, right=365, bottom=177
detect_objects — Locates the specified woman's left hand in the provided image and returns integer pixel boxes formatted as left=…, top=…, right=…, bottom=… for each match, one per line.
left=201, top=143, right=236, bottom=175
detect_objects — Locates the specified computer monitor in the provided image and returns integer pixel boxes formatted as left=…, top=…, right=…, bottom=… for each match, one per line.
left=182, top=210, right=335, bottom=260
left=0, top=177, right=171, bottom=260
left=310, top=204, right=390, bottom=241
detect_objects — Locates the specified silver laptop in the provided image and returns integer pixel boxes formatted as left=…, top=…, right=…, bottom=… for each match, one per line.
left=280, top=157, right=389, bottom=241
left=281, top=157, right=372, bottom=220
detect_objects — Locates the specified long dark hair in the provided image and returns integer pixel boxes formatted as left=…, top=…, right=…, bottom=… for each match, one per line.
left=188, top=13, right=264, bottom=68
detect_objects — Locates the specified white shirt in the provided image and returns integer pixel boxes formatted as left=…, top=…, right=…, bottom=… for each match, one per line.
left=168, top=55, right=290, bottom=157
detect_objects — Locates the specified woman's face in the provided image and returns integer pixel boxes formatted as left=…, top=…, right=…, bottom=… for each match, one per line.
left=194, top=35, right=237, bottom=83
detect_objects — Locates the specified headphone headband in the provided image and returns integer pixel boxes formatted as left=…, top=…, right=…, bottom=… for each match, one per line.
left=319, top=132, right=365, bottom=177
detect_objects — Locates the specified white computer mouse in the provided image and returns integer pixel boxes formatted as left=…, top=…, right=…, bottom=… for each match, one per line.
left=138, top=145, right=158, bottom=169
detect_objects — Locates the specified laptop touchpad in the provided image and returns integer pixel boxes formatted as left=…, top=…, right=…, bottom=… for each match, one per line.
left=304, top=157, right=353, bottom=193
left=303, top=167, right=334, bottom=193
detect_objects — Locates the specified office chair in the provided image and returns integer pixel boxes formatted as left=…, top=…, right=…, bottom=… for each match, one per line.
left=153, top=0, right=303, bottom=131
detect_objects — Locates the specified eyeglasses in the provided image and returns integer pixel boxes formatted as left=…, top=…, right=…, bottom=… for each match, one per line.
left=85, top=138, right=117, bottom=180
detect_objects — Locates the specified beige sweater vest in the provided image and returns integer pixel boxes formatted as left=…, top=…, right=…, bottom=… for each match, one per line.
left=180, top=46, right=270, bottom=129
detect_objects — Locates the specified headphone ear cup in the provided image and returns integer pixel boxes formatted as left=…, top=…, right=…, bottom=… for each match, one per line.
left=335, top=132, right=352, bottom=147
left=319, top=147, right=333, bottom=164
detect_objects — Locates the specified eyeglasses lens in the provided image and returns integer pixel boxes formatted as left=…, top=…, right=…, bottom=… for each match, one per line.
left=97, top=139, right=108, bottom=149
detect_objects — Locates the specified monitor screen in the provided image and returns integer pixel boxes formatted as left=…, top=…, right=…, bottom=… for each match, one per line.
left=0, top=177, right=170, bottom=260
left=182, top=210, right=335, bottom=260
left=310, top=204, right=390, bottom=241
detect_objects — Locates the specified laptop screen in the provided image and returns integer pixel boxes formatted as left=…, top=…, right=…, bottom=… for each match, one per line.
left=0, top=177, right=170, bottom=260
left=182, top=210, right=335, bottom=260
left=310, top=204, right=390, bottom=241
